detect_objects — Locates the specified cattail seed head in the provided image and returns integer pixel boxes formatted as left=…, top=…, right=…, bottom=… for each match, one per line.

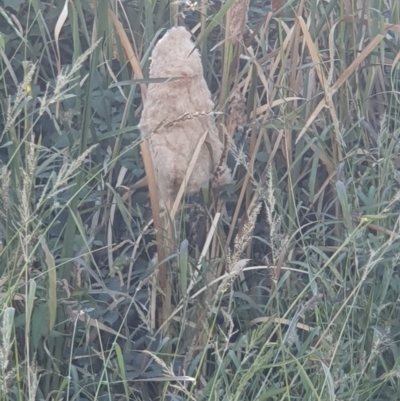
left=228, top=0, right=250, bottom=44
left=140, top=27, right=232, bottom=205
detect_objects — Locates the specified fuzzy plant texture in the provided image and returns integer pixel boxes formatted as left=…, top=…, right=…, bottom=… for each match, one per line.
left=140, top=26, right=232, bottom=206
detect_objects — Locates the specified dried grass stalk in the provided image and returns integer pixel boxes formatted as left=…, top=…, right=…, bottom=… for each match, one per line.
left=140, top=27, right=231, bottom=206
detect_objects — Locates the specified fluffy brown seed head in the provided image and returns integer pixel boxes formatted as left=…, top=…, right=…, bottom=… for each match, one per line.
left=229, top=88, right=246, bottom=127
left=140, top=27, right=232, bottom=204
left=227, top=0, right=250, bottom=44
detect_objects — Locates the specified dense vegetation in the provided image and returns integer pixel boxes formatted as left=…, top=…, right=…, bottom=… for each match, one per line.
left=0, top=0, right=400, bottom=400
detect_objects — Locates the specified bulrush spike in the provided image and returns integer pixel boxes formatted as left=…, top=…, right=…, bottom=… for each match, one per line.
left=140, top=26, right=231, bottom=208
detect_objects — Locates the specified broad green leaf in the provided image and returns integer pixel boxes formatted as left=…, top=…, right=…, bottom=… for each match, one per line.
left=41, top=239, right=57, bottom=333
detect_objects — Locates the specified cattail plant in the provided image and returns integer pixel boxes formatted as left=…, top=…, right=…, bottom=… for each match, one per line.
left=140, top=26, right=232, bottom=334
left=140, top=26, right=232, bottom=210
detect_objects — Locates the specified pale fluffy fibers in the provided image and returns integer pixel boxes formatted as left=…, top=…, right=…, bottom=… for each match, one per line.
left=139, top=26, right=231, bottom=205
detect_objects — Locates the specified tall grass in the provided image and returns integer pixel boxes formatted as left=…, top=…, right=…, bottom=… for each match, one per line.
left=0, top=0, right=399, bottom=400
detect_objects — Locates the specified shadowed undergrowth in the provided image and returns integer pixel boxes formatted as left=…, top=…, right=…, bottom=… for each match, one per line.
left=0, top=0, right=400, bottom=400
